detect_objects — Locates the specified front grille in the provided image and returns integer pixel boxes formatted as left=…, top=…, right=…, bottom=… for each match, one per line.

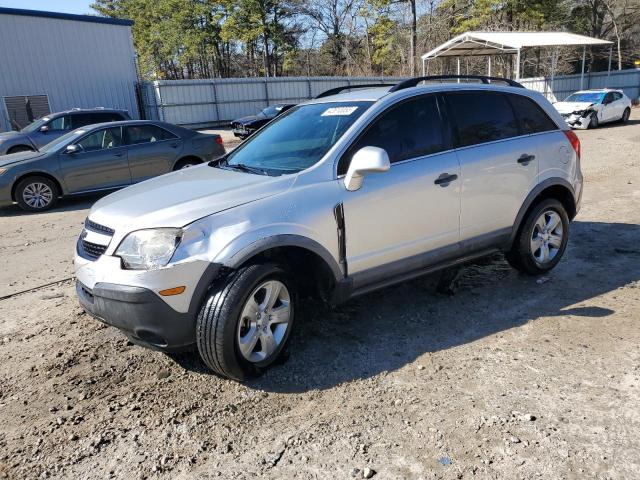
left=85, top=218, right=115, bottom=235
left=77, top=217, right=114, bottom=261
left=81, top=240, right=108, bottom=259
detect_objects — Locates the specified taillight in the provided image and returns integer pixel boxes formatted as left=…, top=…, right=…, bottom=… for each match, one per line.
left=564, top=130, right=580, bottom=160
left=215, top=136, right=224, bottom=146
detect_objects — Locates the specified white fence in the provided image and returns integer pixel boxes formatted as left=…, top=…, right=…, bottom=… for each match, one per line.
left=139, top=76, right=404, bottom=128
left=140, top=70, right=639, bottom=127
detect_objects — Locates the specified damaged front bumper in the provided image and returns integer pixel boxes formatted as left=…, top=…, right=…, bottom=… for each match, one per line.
left=561, top=112, right=592, bottom=130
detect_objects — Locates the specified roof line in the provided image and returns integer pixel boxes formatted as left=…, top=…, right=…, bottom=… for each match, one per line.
left=0, top=7, right=134, bottom=26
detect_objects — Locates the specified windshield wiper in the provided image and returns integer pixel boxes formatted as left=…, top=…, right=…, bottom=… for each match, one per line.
left=230, top=163, right=269, bottom=175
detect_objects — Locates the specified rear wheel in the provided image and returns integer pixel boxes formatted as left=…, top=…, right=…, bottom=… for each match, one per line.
left=196, top=263, right=296, bottom=381
left=15, top=176, right=59, bottom=212
left=621, top=107, right=631, bottom=123
left=506, top=199, right=569, bottom=275
left=7, top=145, right=35, bottom=154
left=173, top=158, right=202, bottom=170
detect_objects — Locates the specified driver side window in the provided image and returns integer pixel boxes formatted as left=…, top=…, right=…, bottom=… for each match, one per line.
left=76, top=127, right=123, bottom=152
left=338, top=95, right=446, bottom=175
left=48, top=115, right=71, bottom=131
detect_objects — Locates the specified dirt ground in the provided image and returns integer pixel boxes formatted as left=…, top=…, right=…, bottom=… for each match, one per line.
left=1, top=111, right=639, bottom=480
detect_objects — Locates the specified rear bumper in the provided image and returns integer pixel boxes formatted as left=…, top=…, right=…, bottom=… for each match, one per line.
left=77, top=281, right=197, bottom=350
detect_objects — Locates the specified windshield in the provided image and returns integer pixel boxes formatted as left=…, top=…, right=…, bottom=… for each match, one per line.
left=257, top=105, right=279, bottom=118
left=39, top=129, right=87, bottom=153
left=565, top=92, right=605, bottom=104
left=20, top=117, right=50, bottom=133
left=224, top=101, right=373, bottom=175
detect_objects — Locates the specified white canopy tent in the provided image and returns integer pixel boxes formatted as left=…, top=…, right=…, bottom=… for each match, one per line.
left=421, top=31, right=613, bottom=88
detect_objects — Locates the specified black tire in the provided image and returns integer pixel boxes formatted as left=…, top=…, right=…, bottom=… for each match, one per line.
left=621, top=107, right=631, bottom=123
left=506, top=199, right=570, bottom=276
left=196, top=263, right=296, bottom=381
left=15, top=176, right=59, bottom=212
left=7, top=145, right=35, bottom=154
left=587, top=112, right=599, bottom=129
left=173, top=158, right=202, bottom=170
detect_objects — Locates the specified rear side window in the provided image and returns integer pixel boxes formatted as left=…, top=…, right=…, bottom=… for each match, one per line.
left=340, top=95, right=445, bottom=174
left=124, top=125, right=177, bottom=145
left=507, top=94, right=557, bottom=134
left=445, top=91, right=519, bottom=148
left=72, top=112, right=125, bottom=128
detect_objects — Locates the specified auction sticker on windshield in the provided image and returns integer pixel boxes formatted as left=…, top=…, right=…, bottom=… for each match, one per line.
left=321, top=106, right=359, bottom=116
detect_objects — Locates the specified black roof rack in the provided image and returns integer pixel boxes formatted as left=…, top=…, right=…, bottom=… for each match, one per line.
left=314, top=83, right=395, bottom=99
left=389, top=75, right=524, bottom=92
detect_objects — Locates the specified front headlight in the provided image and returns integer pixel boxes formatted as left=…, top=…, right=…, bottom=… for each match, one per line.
left=115, top=228, right=183, bottom=270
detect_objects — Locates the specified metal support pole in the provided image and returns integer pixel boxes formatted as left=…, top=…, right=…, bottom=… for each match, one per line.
left=487, top=56, right=491, bottom=76
left=580, top=46, right=586, bottom=89
left=549, top=47, right=559, bottom=101
left=515, top=48, right=521, bottom=80
left=457, top=57, right=460, bottom=82
left=607, top=46, right=613, bottom=84
left=422, top=58, right=426, bottom=76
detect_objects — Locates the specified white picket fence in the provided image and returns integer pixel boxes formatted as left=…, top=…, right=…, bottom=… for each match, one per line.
left=140, top=69, right=639, bottom=127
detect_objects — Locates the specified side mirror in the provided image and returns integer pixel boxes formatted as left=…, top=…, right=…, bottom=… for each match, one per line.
left=344, top=146, right=390, bottom=191
left=65, top=144, right=82, bottom=154
left=39, top=125, right=49, bottom=133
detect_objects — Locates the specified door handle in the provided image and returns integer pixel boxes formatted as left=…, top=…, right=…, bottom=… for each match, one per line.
left=114, top=152, right=125, bottom=157
left=517, top=154, right=535, bottom=164
left=169, top=143, right=180, bottom=149
left=434, top=173, right=458, bottom=186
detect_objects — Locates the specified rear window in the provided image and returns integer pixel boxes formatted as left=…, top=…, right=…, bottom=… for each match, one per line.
left=507, top=94, right=557, bottom=134
left=446, top=91, right=519, bottom=148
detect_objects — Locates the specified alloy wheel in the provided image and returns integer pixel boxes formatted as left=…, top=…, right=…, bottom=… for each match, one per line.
left=22, top=182, right=53, bottom=209
left=237, top=280, right=291, bottom=363
left=530, top=210, right=563, bottom=264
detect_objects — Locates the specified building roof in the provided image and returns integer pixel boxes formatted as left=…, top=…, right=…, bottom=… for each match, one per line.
left=0, top=7, right=134, bottom=27
left=422, top=31, right=612, bottom=59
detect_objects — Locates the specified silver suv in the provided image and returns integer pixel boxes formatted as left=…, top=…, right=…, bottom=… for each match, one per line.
left=74, top=76, right=583, bottom=381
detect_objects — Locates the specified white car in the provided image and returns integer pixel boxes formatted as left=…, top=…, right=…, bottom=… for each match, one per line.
left=553, top=89, right=632, bottom=129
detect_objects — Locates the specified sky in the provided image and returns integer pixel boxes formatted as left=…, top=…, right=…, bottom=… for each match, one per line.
left=0, top=0, right=94, bottom=14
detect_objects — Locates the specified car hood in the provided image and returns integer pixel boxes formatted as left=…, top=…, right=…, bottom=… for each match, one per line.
left=88, top=164, right=295, bottom=231
left=554, top=101, right=597, bottom=114
left=0, top=150, right=45, bottom=167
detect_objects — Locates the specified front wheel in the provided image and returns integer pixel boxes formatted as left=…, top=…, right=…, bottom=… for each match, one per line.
left=587, top=112, right=599, bottom=129
left=196, top=263, right=296, bottom=381
left=506, top=199, right=570, bottom=275
left=15, top=176, right=59, bottom=212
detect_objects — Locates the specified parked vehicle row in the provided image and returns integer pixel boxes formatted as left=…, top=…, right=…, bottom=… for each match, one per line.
left=73, top=75, right=583, bottom=381
left=0, top=120, right=224, bottom=211
left=553, top=88, right=631, bottom=129
left=0, top=108, right=130, bottom=155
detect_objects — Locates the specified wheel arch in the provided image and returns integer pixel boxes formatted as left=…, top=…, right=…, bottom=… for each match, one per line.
left=172, top=155, right=204, bottom=171
left=509, top=179, right=577, bottom=247
left=221, top=234, right=344, bottom=301
left=11, top=171, right=64, bottom=201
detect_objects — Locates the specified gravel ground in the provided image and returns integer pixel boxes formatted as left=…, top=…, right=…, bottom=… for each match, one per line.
left=0, top=111, right=639, bottom=479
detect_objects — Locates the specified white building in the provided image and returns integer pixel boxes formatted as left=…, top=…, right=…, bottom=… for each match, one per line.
left=0, top=7, right=139, bottom=132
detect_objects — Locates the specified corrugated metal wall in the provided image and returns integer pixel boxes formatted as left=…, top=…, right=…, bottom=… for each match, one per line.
left=140, top=77, right=405, bottom=128
left=141, top=71, right=639, bottom=128
left=520, top=68, right=640, bottom=102
left=0, top=12, right=139, bottom=132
